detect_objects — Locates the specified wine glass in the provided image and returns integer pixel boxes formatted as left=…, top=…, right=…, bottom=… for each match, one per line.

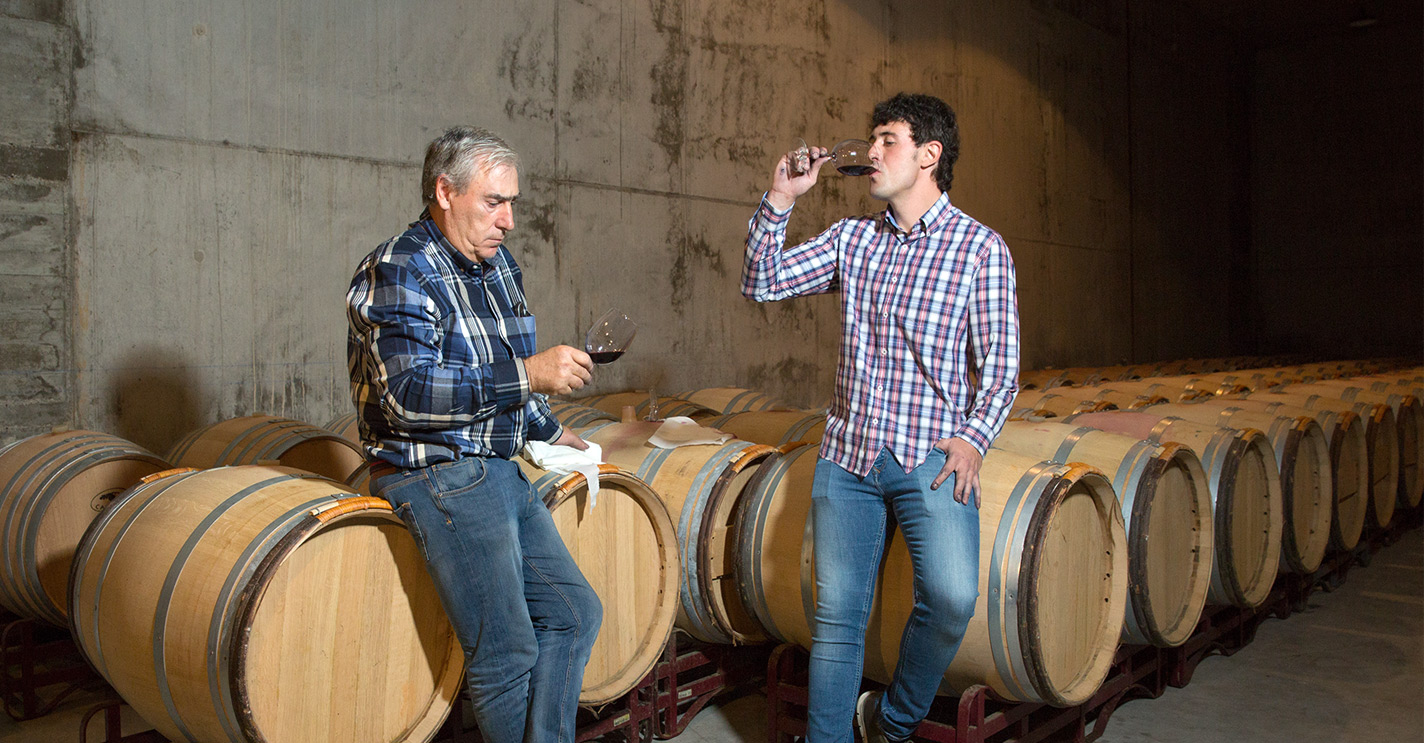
left=787, top=138, right=876, bottom=176
left=585, top=309, right=637, bottom=365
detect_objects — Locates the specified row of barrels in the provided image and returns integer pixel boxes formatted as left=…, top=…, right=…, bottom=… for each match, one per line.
left=0, top=371, right=1416, bottom=741
left=1012, top=365, right=1424, bottom=535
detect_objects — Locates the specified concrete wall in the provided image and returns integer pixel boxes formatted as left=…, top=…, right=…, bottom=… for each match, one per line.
left=1128, top=3, right=1254, bottom=363
left=0, top=0, right=70, bottom=443
left=1251, top=15, right=1423, bottom=359
left=6, top=0, right=1406, bottom=453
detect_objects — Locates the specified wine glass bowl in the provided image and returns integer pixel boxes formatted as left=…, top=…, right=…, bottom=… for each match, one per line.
left=787, top=137, right=875, bottom=177
left=828, top=139, right=874, bottom=176
left=585, top=309, right=637, bottom=365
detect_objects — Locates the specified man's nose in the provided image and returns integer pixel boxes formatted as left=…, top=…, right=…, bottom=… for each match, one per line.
left=496, top=204, right=514, bottom=231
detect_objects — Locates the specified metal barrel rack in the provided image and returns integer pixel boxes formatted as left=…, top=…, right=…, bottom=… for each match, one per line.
left=75, top=629, right=769, bottom=743
left=766, top=508, right=1421, bottom=743
left=0, top=611, right=101, bottom=722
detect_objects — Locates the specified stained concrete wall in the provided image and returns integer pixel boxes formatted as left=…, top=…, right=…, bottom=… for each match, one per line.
left=7, top=0, right=1388, bottom=453
left=1251, top=16, right=1424, bottom=359
left=0, top=0, right=70, bottom=443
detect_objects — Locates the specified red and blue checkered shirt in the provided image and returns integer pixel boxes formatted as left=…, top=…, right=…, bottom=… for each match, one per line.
left=347, top=212, right=562, bottom=468
left=742, top=192, right=1020, bottom=477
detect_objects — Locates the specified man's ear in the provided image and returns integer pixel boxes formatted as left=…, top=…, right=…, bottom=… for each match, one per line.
left=433, top=174, right=455, bottom=211
left=920, top=141, right=943, bottom=171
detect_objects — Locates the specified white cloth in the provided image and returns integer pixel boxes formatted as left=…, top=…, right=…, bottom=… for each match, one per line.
left=522, top=440, right=604, bottom=508
left=648, top=416, right=733, bottom=449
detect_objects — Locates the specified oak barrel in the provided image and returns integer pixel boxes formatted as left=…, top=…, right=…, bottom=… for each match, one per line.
left=1145, top=403, right=1331, bottom=574
left=1064, top=411, right=1282, bottom=608
left=346, top=458, right=681, bottom=705
left=578, top=421, right=776, bottom=644
left=1243, top=391, right=1399, bottom=530
left=676, top=387, right=793, bottom=415
left=513, top=460, right=681, bottom=705
left=703, top=410, right=827, bottom=447
left=1196, top=396, right=1370, bottom=551
left=736, top=444, right=1128, bottom=707
left=166, top=415, right=365, bottom=482
left=995, top=420, right=1212, bottom=647
left=69, top=465, right=463, bottom=743
left=323, top=412, right=360, bottom=445
left=0, top=430, right=169, bottom=625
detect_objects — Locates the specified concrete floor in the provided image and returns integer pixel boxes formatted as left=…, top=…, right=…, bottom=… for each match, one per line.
left=3, top=528, right=1419, bottom=743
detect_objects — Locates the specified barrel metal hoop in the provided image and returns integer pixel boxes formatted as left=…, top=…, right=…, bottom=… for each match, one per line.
left=152, top=474, right=309, bottom=743
left=84, top=480, right=177, bottom=674
left=211, top=495, right=344, bottom=743
left=1051, top=427, right=1096, bottom=465
left=21, top=444, right=168, bottom=624
left=677, top=442, right=756, bottom=642
left=743, top=446, right=812, bottom=644
left=798, top=493, right=817, bottom=645
left=784, top=415, right=825, bottom=446
left=216, top=419, right=306, bottom=467
left=1208, top=433, right=1251, bottom=603
left=988, top=462, right=1059, bottom=703
left=1121, top=448, right=1168, bottom=644
left=726, top=390, right=756, bottom=413
left=2, top=433, right=112, bottom=608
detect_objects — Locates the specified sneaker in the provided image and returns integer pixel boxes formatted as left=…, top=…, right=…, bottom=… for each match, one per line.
left=854, top=690, right=888, bottom=743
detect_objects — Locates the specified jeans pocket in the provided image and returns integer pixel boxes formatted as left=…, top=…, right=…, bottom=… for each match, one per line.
left=429, top=458, right=489, bottom=499
left=391, top=502, right=433, bottom=564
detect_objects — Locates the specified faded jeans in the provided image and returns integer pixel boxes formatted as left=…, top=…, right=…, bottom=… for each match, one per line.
left=807, top=447, right=979, bottom=742
left=372, top=456, right=602, bottom=743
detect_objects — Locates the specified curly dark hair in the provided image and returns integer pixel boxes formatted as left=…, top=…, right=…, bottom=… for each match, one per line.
left=871, top=93, right=960, bottom=193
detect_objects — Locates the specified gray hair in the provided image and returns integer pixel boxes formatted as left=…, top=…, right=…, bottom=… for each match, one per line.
left=421, top=126, right=520, bottom=204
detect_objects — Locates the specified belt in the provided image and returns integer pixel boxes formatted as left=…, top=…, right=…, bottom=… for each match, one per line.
left=367, top=461, right=401, bottom=481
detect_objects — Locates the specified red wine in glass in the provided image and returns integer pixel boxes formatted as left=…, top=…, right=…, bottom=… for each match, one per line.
left=787, top=138, right=875, bottom=177
left=585, top=309, right=637, bottom=365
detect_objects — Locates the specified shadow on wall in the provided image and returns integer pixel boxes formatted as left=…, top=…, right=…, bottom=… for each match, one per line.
left=107, top=346, right=204, bottom=457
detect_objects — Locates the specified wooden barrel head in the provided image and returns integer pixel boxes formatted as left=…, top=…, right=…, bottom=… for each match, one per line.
left=167, top=415, right=365, bottom=482
left=69, top=466, right=462, bottom=743
left=0, top=430, right=169, bottom=624
left=521, top=464, right=679, bottom=705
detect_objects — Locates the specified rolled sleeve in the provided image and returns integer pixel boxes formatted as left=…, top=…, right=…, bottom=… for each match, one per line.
left=742, top=195, right=840, bottom=302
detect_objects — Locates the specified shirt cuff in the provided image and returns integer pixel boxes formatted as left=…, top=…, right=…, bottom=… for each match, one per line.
left=488, top=358, right=532, bottom=410
left=759, top=193, right=793, bottom=222
left=530, top=417, right=563, bottom=444
left=953, top=425, right=992, bottom=458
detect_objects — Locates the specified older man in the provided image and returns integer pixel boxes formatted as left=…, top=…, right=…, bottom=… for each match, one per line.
left=347, top=125, right=601, bottom=743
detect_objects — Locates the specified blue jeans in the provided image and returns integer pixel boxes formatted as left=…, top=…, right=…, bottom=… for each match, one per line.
left=808, top=448, right=979, bottom=743
left=372, top=456, right=602, bottom=743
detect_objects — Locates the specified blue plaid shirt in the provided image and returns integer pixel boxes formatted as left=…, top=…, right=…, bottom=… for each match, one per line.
left=347, top=211, right=562, bottom=467
left=743, top=192, right=1020, bottom=477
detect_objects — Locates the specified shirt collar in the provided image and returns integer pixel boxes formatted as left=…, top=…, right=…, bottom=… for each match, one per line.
left=413, top=207, right=501, bottom=276
left=882, top=191, right=953, bottom=236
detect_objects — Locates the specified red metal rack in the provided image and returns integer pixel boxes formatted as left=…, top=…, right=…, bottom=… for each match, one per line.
left=764, top=509, right=1421, bottom=743
left=0, top=613, right=100, bottom=721
left=75, top=629, right=769, bottom=743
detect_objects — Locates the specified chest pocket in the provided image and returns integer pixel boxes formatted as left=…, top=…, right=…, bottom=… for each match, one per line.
left=489, top=267, right=537, bottom=358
